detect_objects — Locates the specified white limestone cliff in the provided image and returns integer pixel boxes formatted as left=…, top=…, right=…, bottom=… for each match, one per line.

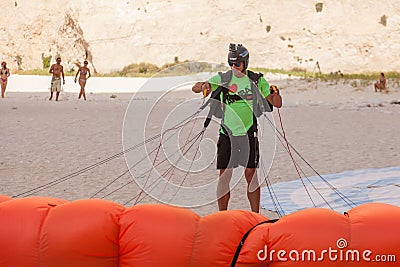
left=1, top=0, right=399, bottom=74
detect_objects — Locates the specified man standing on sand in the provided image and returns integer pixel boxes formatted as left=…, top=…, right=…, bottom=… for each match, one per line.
left=49, top=57, right=65, bottom=101
left=192, top=43, right=282, bottom=213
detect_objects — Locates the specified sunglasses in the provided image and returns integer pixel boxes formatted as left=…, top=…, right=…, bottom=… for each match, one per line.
left=84, top=62, right=88, bottom=64
left=228, top=61, right=242, bottom=67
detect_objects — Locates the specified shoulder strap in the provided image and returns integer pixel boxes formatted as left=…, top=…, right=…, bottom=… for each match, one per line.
left=207, top=70, right=232, bottom=104
left=219, top=70, right=233, bottom=87
left=247, top=70, right=272, bottom=134
left=217, top=70, right=233, bottom=135
left=203, top=70, right=233, bottom=128
left=247, top=70, right=263, bottom=85
left=218, top=70, right=232, bottom=106
left=219, top=70, right=233, bottom=104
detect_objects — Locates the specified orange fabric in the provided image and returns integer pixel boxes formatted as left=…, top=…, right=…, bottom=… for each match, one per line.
left=0, top=194, right=11, bottom=203
left=0, top=196, right=398, bottom=267
left=191, top=210, right=266, bottom=267
left=40, top=199, right=124, bottom=267
left=267, top=208, right=349, bottom=267
left=0, top=197, right=67, bottom=267
left=119, top=204, right=200, bottom=267
left=346, top=203, right=400, bottom=267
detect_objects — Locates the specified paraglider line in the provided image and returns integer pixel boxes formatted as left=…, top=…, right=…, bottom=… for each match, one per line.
left=167, top=130, right=205, bottom=203
left=261, top=111, right=356, bottom=208
left=12, top=108, right=204, bottom=198
left=276, top=108, right=317, bottom=207
left=124, top=129, right=205, bottom=206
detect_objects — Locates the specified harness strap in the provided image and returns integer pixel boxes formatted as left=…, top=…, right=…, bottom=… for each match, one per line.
left=230, top=219, right=279, bottom=267
left=206, top=70, right=272, bottom=135
left=203, top=85, right=224, bottom=128
left=219, top=70, right=232, bottom=135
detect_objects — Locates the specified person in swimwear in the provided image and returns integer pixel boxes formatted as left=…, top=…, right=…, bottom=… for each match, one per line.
left=49, top=57, right=65, bottom=101
left=1, top=61, right=10, bottom=98
left=374, top=72, right=386, bottom=92
left=74, top=60, right=91, bottom=100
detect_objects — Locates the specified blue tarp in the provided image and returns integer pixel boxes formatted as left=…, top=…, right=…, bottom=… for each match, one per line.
left=261, top=167, right=400, bottom=214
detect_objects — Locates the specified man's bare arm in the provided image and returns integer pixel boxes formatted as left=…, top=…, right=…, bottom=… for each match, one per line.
left=61, top=67, right=65, bottom=83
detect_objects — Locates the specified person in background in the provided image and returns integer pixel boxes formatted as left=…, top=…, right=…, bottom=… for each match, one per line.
left=49, top=57, right=65, bottom=101
left=374, top=72, right=386, bottom=92
left=0, top=61, right=10, bottom=98
left=74, top=60, right=91, bottom=100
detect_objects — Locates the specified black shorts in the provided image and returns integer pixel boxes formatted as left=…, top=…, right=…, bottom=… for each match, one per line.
left=216, top=133, right=259, bottom=169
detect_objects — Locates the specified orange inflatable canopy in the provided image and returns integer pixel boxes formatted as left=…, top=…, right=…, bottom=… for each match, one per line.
left=0, top=195, right=398, bottom=266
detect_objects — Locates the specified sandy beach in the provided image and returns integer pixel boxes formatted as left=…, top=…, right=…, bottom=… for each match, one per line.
left=1, top=75, right=399, bottom=217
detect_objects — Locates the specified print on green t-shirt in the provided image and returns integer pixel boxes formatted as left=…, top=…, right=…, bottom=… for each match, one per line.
left=208, top=71, right=270, bottom=136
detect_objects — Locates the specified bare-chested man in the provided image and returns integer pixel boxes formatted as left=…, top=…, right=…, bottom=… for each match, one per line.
left=49, top=57, right=65, bottom=101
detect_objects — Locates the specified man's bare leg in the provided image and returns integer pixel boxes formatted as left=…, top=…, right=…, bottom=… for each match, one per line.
left=217, top=168, right=233, bottom=211
left=55, top=92, right=60, bottom=101
left=245, top=168, right=260, bottom=213
left=49, top=92, right=53, bottom=100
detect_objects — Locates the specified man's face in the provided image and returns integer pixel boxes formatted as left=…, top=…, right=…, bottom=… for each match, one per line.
left=56, top=58, right=61, bottom=64
left=229, top=61, right=245, bottom=76
left=229, top=61, right=244, bottom=72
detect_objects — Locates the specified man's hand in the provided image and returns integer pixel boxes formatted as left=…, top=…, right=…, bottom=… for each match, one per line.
left=267, top=85, right=282, bottom=108
left=192, top=81, right=211, bottom=97
left=270, top=85, right=279, bottom=95
left=201, top=82, right=211, bottom=97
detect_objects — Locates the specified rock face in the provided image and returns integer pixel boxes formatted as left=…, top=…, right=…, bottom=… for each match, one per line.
left=1, top=0, right=399, bottom=73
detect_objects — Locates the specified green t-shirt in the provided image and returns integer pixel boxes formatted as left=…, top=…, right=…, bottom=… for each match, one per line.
left=208, top=70, right=270, bottom=136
